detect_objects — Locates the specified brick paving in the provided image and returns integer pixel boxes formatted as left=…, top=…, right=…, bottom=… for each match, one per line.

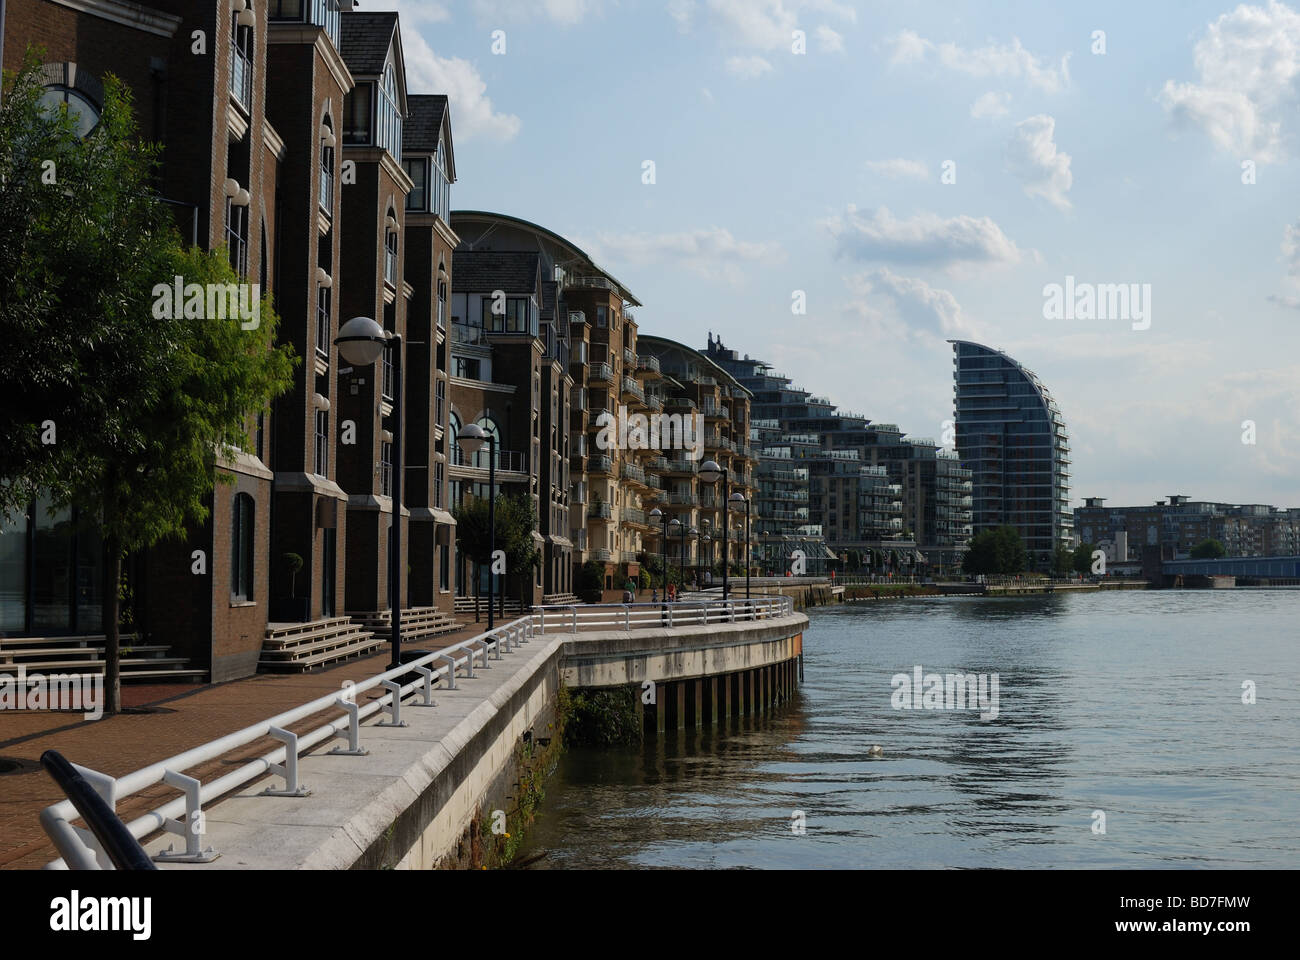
left=0, top=621, right=495, bottom=870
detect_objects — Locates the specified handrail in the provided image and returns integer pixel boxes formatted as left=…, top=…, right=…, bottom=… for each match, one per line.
left=40, top=750, right=156, bottom=871
left=41, top=616, right=537, bottom=869
left=40, top=596, right=798, bottom=868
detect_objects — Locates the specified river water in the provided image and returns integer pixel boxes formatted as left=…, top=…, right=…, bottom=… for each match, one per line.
left=517, top=590, right=1300, bottom=869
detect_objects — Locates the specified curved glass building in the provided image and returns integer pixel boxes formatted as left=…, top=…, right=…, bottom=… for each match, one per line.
left=949, top=341, right=1072, bottom=569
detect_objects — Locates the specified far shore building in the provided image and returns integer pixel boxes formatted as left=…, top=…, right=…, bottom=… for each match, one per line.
left=950, top=340, right=1072, bottom=570
left=1075, top=495, right=1300, bottom=560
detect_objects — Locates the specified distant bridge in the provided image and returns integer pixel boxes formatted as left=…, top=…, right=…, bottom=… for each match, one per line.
left=1162, top=555, right=1300, bottom=579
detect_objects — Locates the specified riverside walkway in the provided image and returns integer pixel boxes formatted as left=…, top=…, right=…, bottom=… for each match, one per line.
left=10, top=597, right=806, bottom=871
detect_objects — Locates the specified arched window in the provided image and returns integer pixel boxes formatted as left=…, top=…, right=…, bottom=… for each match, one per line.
left=384, top=224, right=398, bottom=286
left=449, top=412, right=463, bottom=465
left=319, top=115, right=335, bottom=213
left=473, top=417, right=500, bottom=470
left=38, top=64, right=102, bottom=139
left=231, top=493, right=255, bottom=602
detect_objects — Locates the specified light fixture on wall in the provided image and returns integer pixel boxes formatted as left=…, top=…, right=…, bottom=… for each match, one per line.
left=223, top=177, right=250, bottom=207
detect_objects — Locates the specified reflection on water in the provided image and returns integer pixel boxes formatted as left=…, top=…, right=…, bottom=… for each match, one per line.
left=517, top=591, right=1300, bottom=869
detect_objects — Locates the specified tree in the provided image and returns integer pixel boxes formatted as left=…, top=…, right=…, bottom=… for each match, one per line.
left=1052, top=545, right=1073, bottom=576
left=1072, top=543, right=1097, bottom=575
left=961, top=525, right=1028, bottom=576
left=452, top=491, right=540, bottom=613
left=1190, top=538, right=1226, bottom=559
left=0, top=57, right=296, bottom=713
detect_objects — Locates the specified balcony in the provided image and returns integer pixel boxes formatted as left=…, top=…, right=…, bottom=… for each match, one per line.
left=644, top=473, right=662, bottom=490
left=591, top=547, right=613, bottom=562
left=705, top=435, right=735, bottom=453
left=665, top=458, right=698, bottom=475
left=452, top=322, right=490, bottom=348
left=700, top=400, right=729, bottom=420
left=622, top=507, right=647, bottom=525
left=645, top=394, right=663, bottom=412
left=588, top=502, right=611, bottom=519
left=590, top=362, right=613, bottom=384
left=624, top=347, right=636, bottom=366
left=621, top=462, right=646, bottom=485
left=621, top=550, right=643, bottom=564
left=667, top=492, right=699, bottom=506
left=621, top=376, right=644, bottom=403
left=637, top=355, right=661, bottom=376
left=590, top=454, right=614, bottom=475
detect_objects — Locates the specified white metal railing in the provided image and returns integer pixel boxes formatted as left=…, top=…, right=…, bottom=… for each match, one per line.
left=41, top=594, right=798, bottom=869
left=532, top=595, right=793, bottom=634
left=40, top=617, right=537, bottom=870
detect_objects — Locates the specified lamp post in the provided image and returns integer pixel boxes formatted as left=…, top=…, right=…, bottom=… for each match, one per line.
left=698, top=517, right=710, bottom=588
left=730, top=491, right=750, bottom=599
left=667, top=516, right=681, bottom=595
left=335, top=316, right=404, bottom=669
left=698, top=460, right=729, bottom=599
left=650, top=507, right=667, bottom=595
left=456, top=423, right=496, bottom=631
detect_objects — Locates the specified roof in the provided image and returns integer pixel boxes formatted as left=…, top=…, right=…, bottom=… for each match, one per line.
left=340, top=12, right=399, bottom=76
left=541, top=280, right=558, bottom=321
left=637, top=334, right=754, bottom=399
left=404, top=94, right=445, bottom=146
left=451, top=250, right=541, bottom=294
left=451, top=210, right=642, bottom=306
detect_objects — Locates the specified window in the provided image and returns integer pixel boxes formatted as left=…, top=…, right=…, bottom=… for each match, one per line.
left=319, top=132, right=334, bottom=213
left=449, top=412, right=464, bottom=465
left=231, top=493, right=254, bottom=602
left=472, top=418, right=499, bottom=470
left=376, top=64, right=402, bottom=158
left=432, top=136, right=450, bottom=219
left=437, top=277, right=447, bottom=330
left=342, top=81, right=373, bottom=145
left=316, top=285, right=330, bottom=358
left=226, top=198, right=248, bottom=277
left=314, top=409, right=328, bottom=476
left=39, top=86, right=99, bottom=138
left=384, top=230, right=398, bottom=287
left=434, top=462, right=444, bottom=509
left=483, top=296, right=531, bottom=333
left=454, top=357, right=480, bottom=380
left=255, top=411, right=265, bottom=461
left=403, top=157, right=427, bottom=211
left=230, top=10, right=253, bottom=110
left=322, top=527, right=336, bottom=617
left=380, top=441, right=393, bottom=496
left=596, top=306, right=607, bottom=328
left=435, top=378, right=445, bottom=428
left=439, top=541, right=449, bottom=591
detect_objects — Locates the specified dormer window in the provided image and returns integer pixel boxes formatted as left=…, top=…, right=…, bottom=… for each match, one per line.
left=432, top=136, right=450, bottom=219
left=269, top=0, right=340, bottom=49
left=376, top=64, right=402, bottom=159
left=343, top=82, right=372, bottom=145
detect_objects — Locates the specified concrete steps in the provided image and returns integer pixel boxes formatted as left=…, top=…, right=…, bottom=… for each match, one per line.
left=350, top=606, right=462, bottom=644
left=259, top=617, right=382, bottom=672
left=0, top=634, right=205, bottom=682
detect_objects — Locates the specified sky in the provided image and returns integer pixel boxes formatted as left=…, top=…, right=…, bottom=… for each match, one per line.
left=385, top=0, right=1300, bottom=509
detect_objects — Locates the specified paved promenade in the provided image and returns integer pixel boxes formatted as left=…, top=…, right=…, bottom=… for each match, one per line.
left=0, top=621, right=491, bottom=870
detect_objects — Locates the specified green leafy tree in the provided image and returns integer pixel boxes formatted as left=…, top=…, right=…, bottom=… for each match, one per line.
left=0, top=56, right=295, bottom=713
left=453, top=491, right=541, bottom=612
left=1072, top=543, right=1097, bottom=574
left=1190, top=538, right=1227, bottom=559
left=1052, top=545, right=1073, bottom=576
left=962, top=525, right=1028, bottom=576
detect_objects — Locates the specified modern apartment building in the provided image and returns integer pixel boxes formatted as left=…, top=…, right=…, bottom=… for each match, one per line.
left=449, top=211, right=648, bottom=596
left=1075, top=495, right=1300, bottom=560
left=1, top=0, right=464, bottom=679
left=950, top=340, right=1071, bottom=570
left=635, top=337, right=757, bottom=581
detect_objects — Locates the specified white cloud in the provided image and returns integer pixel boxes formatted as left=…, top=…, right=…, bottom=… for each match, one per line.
left=700, top=86, right=715, bottom=103
left=589, top=226, right=783, bottom=285
left=816, top=25, right=845, bottom=53
left=1159, top=0, right=1300, bottom=163
left=1281, top=220, right=1300, bottom=275
left=394, top=1, right=451, bottom=22
left=889, top=30, right=1070, bottom=93
left=970, top=90, right=1011, bottom=119
left=845, top=267, right=971, bottom=338
left=866, top=158, right=930, bottom=180
left=825, top=205, right=1024, bottom=270
left=470, top=0, right=601, bottom=24
left=726, top=55, right=773, bottom=79
left=675, top=1, right=855, bottom=50
left=1005, top=114, right=1073, bottom=212
left=402, top=39, right=521, bottom=142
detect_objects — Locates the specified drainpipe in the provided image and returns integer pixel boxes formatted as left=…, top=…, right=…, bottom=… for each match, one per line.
left=0, top=0, right=7, bottom=107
